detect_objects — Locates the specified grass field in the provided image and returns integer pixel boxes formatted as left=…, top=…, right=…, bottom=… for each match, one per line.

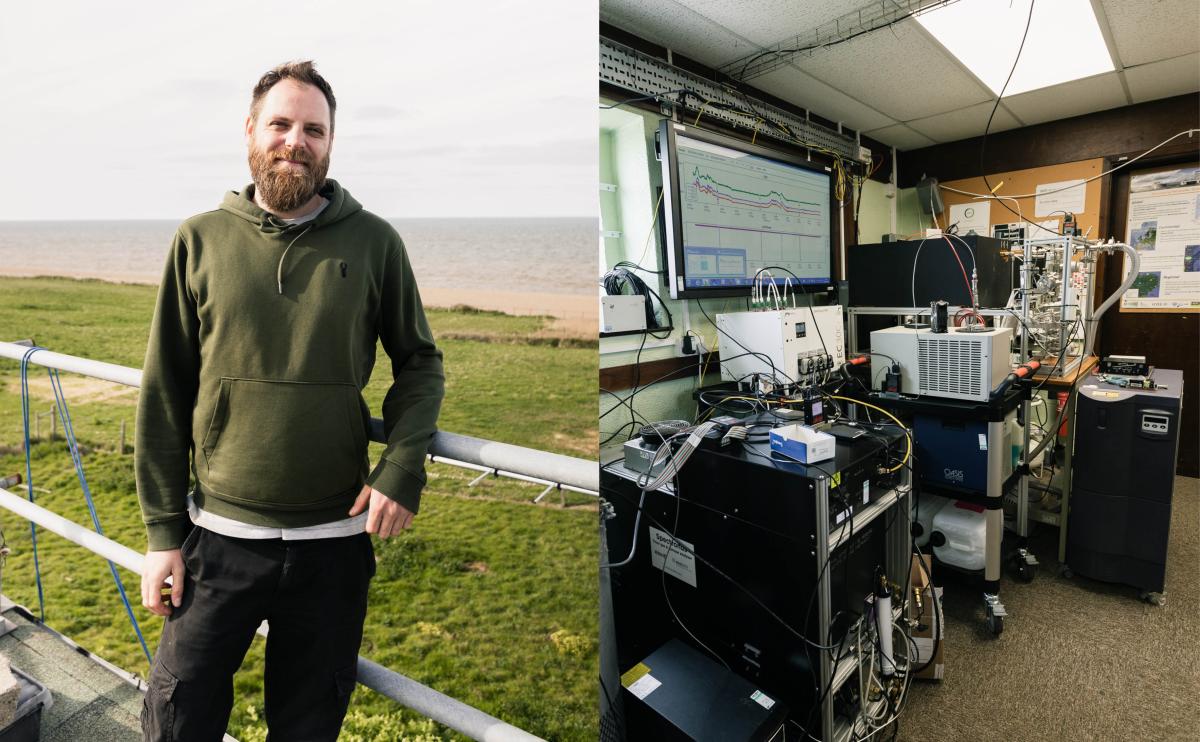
left=0, top=277, right=599, bottom=741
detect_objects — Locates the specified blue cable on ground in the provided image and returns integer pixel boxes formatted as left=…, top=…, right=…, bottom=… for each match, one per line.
left=47, top=367, right=152, bottom=663
left=18, top=346, right=47, bottom=622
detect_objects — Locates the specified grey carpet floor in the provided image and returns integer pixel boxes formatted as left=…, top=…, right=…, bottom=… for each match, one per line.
left=896, top=475, right=1200, bottom=741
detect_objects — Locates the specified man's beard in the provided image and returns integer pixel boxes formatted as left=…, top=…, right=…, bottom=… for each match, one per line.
left=248, top=144, right=330, bottom=214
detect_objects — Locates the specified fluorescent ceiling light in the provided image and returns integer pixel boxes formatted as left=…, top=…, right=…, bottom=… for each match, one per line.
left=916, top=0, right=1115, bottom=96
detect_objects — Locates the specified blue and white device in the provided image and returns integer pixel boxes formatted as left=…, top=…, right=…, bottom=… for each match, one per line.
left=769, top=424, right=835, bottom=464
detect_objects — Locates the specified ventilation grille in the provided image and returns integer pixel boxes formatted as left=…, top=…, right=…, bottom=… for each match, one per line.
left=918, top=336, right=984, bottom=398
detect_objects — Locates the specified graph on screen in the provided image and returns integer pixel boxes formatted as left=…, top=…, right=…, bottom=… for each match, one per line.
left=675, top=134, right=831, bottom=288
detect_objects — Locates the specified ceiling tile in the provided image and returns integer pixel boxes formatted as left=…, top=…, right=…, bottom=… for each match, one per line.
left=601, top=0, right=757, bottom=67
left=906, top=101, right=1023, bottom=144
left=754, top=66, right=897, bottom=133
left=1124, top=53, right=1200, bottom=104
left=1099, top=0, right=1200, bottom=67
left=864, top=123, right=936, bottom=151
left=1002, top=72, right=1128, bottom=125
left=789, top=20, right=992, bottom=121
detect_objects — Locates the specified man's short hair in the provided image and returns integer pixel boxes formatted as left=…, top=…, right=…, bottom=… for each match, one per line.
left=250, top=60, right=337, bottom=131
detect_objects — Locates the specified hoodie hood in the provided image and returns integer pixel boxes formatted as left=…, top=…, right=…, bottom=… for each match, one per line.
left=219, top=178, right=363, bottom=234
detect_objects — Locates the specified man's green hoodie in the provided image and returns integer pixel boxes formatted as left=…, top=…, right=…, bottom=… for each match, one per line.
left=135, top=180, right=444, bottom=550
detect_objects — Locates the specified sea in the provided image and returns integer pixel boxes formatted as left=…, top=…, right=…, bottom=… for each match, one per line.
left=0, top=218, right=597, bottom=296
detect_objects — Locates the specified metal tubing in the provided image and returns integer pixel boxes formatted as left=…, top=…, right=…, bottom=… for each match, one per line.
left=0, top=343, right=142, bottom=387
left=815, top=477, right=834, bottom=742
left=0, top=341, right=598, bottom=494
left=426, top=431, right=597, bottom=494
left=0, top=485, right=145, bottom=574
left=356, top=657, right=544, bottom=742
left=1018, top=248, right=1032, bottom=539
left=985, top=420, right=1004, bottom=582
left=1058, top=237, right=1075, bottom=356
left=0, top=485, right=545, bottom=742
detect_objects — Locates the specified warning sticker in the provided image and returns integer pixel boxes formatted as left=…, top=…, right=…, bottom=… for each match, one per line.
left=649, top=527, right=698, bottom=587
left=620, top=663, right=651, bottom=688
left=750, top=689, right=776, bottom=709
left=831, top=471, right=842, bottom=488
left=626, top=673, right=661, bottom=700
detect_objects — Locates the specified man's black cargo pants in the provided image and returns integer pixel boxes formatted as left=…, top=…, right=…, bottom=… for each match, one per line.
left=141, top=525, right=376, bottom=741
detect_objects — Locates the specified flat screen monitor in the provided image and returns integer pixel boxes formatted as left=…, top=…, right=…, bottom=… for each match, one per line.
left=658, top=121, right=835, bottom=300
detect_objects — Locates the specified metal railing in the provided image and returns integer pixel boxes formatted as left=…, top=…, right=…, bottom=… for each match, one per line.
left=0, top=341, right=598, bottom=496
left=0, top=340, right=600, bottom=741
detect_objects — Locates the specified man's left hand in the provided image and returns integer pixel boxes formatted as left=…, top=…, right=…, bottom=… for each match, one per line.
left=349, top=484, right=414, bottom=538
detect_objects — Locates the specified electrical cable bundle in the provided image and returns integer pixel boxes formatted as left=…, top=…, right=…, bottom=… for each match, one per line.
left=598, top=422, right=718, bottom=570
left=600, top=265, right=671, bottom=332
left=851, top=605, right=917, bottom=740
left=637, top=421, right=718, bottom=492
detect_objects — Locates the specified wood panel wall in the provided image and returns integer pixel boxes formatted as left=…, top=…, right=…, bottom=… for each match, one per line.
left=902, top=96, right=1199, bottom=476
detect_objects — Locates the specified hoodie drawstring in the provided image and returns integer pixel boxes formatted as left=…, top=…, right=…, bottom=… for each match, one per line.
left=276, top=224, right=314, bottom=295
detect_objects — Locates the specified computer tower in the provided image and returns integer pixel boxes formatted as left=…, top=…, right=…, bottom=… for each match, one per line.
left=1067, top=369, right=1184, bottom=595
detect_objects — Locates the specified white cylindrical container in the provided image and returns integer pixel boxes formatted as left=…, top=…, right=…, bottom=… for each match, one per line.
left=876, top=591, right=894, bottom=677
left=912, top=493, right=951, bottom=549
left=930, top=501, right=987, bottom=571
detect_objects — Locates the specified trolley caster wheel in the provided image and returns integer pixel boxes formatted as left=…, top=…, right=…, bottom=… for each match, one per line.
left=986, top=610, right=1004, bottom=637
left=1059, top=566, right=1073, bottom=579
left=1140, top=591, right=1165, bottom=606
left=1014, top=558, right=1036, bottom=583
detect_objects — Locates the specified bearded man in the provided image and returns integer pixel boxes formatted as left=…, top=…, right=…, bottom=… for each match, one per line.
left=135, top=60, right=444, bottom=741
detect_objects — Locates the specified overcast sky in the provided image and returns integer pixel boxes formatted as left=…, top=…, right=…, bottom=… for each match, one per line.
left=0, top=1, right=596, bottom=220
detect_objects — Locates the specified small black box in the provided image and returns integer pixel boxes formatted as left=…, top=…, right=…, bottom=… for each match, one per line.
left=1099, top=354, right=1149, bottom=377
left=622, top=639, right=787, bottom=742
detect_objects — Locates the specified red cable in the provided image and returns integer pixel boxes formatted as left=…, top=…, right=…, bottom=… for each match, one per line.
left=941, top=236, right=974, bottom=307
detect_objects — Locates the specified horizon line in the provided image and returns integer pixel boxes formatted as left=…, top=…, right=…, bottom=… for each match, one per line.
left=0, top=214, right=597, bottom=223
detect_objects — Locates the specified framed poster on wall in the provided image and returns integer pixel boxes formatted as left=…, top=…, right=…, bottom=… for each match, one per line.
left=1121, top=166, right=1200, bottom=312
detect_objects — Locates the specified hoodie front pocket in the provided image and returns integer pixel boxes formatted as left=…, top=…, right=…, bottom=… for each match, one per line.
left=201, top=378, right=366, bottom=508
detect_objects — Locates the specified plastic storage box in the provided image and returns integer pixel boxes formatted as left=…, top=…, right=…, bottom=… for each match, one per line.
left=0, top=666, right=52, bottom=742
left=930, top=501, right=987, bottom=571
left=913, top=493, right=951, bottom=549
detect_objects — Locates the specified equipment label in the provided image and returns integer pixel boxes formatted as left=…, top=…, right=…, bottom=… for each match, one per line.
left=620, top=662, right=662, bottom=699
left=750, top=689, right=776, bottom=709
left=978, top=434, right=987, bottom=451
left=862, top=480, right=870, bottom=504
left=649, top=527, right=698, bottom=587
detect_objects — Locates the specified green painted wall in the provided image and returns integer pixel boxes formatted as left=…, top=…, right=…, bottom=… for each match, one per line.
left=597, top=100, right=925, bottom=446
left=598, top=101, right=730, bottom=446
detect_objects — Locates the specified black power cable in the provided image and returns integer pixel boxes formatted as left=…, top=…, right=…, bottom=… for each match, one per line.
left=980, top=1, right=1042, bottom=229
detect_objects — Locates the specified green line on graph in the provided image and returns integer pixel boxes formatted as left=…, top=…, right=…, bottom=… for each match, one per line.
left=692, top=166, right=821, bottom=207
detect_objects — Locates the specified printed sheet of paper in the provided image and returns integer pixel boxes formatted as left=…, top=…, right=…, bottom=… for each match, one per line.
left=1035, top=179, right=1086, bottom=216
left=1121, top=167, right=1200, bottom=311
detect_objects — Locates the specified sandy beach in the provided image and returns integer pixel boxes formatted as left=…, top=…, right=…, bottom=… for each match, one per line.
left=420, top=287, right=596, bottom=337
left=0, top=268, right=597, bottom=338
